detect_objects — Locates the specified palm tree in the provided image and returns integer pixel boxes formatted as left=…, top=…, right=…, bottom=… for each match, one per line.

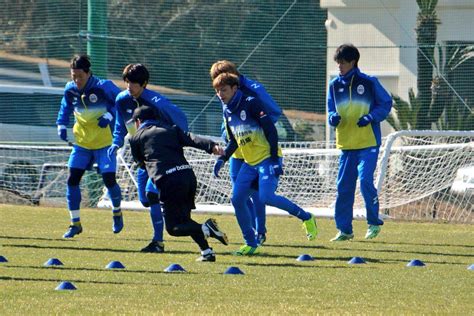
left=415, top=0, right=439, bottom=129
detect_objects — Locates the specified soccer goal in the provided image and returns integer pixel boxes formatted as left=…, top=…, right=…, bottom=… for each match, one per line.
left=97, top=130, right=473, bottom=222
left=0, top=130, right=472, bottom=222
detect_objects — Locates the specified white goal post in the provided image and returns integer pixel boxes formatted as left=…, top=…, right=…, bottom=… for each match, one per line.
left=98, top=130, right=473, bottom=222
left=0, top=130, right=472, bottom=222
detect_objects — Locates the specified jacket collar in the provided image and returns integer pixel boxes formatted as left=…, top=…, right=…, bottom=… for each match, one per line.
left=337, top=67, right=359, bottom=85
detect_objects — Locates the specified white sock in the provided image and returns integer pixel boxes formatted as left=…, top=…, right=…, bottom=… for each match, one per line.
left=69, top=210, right=80, bottom=222
left=201, top=224, right=210, bottom=238
left=201, top=248, right=214, bottom=256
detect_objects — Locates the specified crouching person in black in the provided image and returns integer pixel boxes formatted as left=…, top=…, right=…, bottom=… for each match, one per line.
left=129, top=105, right=228, bottom=262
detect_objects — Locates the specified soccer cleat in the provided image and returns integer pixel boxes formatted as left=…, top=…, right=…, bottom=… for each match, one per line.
left=330, top=231, right=354, bottom=242
left=365, top=225, right=381, bottom=239
left=196, top=249, right=216, bottom=262
left=233, top=245, right=259, bottom=256
left=204, top=218, right=228, bottom=245
left=112, top=214, right=124, bottom=234
left=140, top=241, right=165, bottom=253
left=257, top=233, right=267, bottom=246
left=302, top=214, right=318, bottom=240
left=63, top=224, right=83, bottom=238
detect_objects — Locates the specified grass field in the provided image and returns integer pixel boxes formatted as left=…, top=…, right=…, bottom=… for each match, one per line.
left=0, top=204, right=473, bottom=315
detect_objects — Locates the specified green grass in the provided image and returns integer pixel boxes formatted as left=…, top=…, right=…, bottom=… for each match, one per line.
left=0, top=204, right=473, bottom=315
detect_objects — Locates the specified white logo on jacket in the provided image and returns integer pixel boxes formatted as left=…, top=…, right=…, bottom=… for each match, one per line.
left=357, top=84, right=365, bottom=95
left=89, top=94, right=98, bottom=103
left=240, top=110, right=247, bottom=121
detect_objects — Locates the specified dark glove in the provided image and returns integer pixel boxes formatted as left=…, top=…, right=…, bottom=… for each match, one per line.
left=357, top=114, right=373, bottom=127
left=329, top=113, right=341, bottom=127
left=57, top=125, right=68, bottom=142
left=98, top=112, right=113, bottom=128
left=107, top=144, right=119, bottom=160
left=271, top=158, right=283, bottom=177
left=213, top=158, right=225, bottom=178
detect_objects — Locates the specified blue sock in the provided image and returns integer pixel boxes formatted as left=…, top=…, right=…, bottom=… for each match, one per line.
left=107, top=183, right=122, bottom=210
left=150, top=203, right=164, bottom=242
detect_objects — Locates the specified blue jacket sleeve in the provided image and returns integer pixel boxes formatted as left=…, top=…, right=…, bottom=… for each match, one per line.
left=112, top=96, right=128, bottom=148
left=368, top=77, right=392, bottom=122
left=241, top=75, right=282, bottom=123
left=222, top=123, right=238, bottom=161
left=327, top=81, right=339, bottom=126
left=157, top=105, right=189, bottom=133
left=104, top=81, right=121, bottom=113
left=153, top=101, right=189, bottom=133
left=56, top=87, right=73, bottom=126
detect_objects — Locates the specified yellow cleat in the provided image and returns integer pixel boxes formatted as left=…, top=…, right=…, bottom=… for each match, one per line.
left=302, top=214, right=318, bottom=240
left=233, top=244, right=260, bottom=256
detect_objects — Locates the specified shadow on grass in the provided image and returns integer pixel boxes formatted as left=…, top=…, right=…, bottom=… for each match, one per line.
left=360, top=240, right=474, bottom=249
left=0, top=275, right=173, bottom=286
left=219, top=251, right=385, bottom=263
left=335, top=243, right=474, bottom=258
left=3, top=264, right=196, bottom=275
left=239, top=262, right=357, bottom=269
left=259, top=243, right=330, bottom=250
left=4, top=243, right=196, bottom=255
left=0, top=235, right=64, bottom=242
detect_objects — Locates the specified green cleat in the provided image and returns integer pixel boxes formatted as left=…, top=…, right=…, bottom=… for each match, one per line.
left=233, top=245, right=259, bottom=256
left=365, top=225, right=381, bottom=239
left=302, top=214, right=318, bottom=240
left=330, top=231, right=354, bottom=242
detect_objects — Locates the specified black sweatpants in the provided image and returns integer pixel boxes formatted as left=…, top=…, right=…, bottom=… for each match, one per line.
left=156, top=169, right=209, bottom=251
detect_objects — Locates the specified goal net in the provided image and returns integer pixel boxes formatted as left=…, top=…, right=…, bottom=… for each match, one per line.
left=0, top=144, right=105, bottom=207
left=99, top=130, right=473, bottom=222
left=0, top=131, right=472, bottom=222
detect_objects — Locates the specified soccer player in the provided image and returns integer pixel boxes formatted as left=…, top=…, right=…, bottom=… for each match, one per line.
left=212, top=73, right=318, bottom=255
left=327, top=44, right=392, bottom=241
left=129, top=105, right=228, bottom=262
left=108, top=63, right=188, bottom=253
left=209, top=60, right=283, bottom=245
left=56, top=55, right=123, bottom=238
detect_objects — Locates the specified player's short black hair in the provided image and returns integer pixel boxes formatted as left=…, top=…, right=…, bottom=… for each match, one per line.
left=334, top=44, right=360, bottom=67
left=122, top=63, right=149, bottom=86
left=132, top=105, right=158, bottom=122
left=70, top=55, right=91, bottom=73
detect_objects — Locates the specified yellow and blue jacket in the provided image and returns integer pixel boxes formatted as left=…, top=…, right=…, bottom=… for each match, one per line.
left=221, top=74, right=282, bottom=160
left=56, top=76, right=120, bottom=150
left=222, top=90, right=282, bottom=166
left=327, top=68, right=392, bottom=150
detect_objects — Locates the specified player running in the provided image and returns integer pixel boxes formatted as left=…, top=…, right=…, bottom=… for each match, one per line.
left=129, top=105, right=228, bottom=262
left=209, top=60, right=283, bottom=246
left=56, top=55, right=123, bottom=238
left=212, top=72, right=318, bottom=255
left=109, top=63, right=188, bottom=253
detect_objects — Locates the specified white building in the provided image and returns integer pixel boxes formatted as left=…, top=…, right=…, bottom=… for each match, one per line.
left=320, top=0, right=474, bottom=138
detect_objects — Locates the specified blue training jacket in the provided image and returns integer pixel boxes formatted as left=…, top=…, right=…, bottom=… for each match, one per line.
left=222, top=89, right=282, bottom=166
left=56, top=75, right=120, bottom=150
left=113, top=88, right=189, bottom=148
left=327, top=68, right=392, bottom=150
left=239, top=74, right=281, bottom=123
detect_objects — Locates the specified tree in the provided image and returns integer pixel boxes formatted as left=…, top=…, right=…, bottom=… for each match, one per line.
left=388, top=0, right=474, bottom=131
left=415, top=0, right=439, bottom=129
